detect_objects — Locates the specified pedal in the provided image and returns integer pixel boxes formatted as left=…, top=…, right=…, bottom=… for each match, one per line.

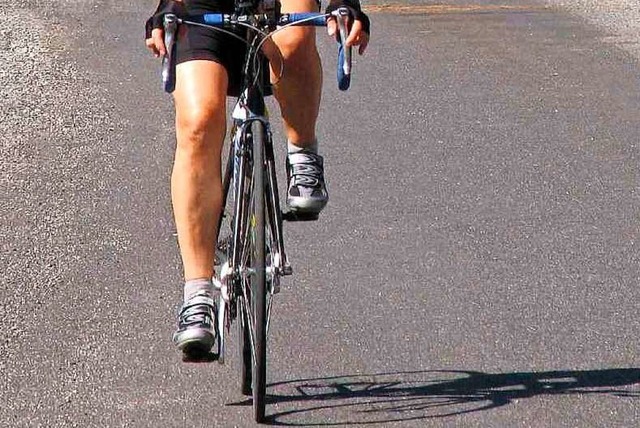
left=282, top=210, right=319, bottom=222
left=283, top=262, right=293, bottom=276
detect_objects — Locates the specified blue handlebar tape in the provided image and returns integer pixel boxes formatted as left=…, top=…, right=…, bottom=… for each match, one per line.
left=337, top=44, right=351, bottom=91
left=201, top=14, right=224, bottom=25
left=286, top=13, right=327, bottom=26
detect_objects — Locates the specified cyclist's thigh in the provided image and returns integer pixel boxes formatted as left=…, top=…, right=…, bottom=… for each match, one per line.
left=174, top=60, right=228, bottom=128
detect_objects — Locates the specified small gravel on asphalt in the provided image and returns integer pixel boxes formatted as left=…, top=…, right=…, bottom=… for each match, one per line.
left=546, top=0, right=640, bottom=59
left=1, top=0, right=638, bottom=425
left=1, top=1, right=126, bottom=414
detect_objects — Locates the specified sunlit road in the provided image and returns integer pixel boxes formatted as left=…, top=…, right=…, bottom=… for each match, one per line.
left=2, top=1, right=639, bottom=426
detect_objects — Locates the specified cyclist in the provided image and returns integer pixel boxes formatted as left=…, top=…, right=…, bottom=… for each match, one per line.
left=145, top=0, right=370, bottom=355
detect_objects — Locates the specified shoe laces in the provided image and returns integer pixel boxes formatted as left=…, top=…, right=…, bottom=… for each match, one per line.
left=288, top=152, right=324, bottom=188
left=179, top=293, right=215, bottom=326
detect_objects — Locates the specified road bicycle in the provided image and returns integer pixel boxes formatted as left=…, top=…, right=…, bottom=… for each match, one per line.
left=160, top=0, right=354, bottom=422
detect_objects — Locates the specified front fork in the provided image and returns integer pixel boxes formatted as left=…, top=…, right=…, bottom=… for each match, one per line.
left=216, top=117, right=290, bottom=363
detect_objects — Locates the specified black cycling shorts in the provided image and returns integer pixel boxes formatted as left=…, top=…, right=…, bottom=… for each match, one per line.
left=176, top=0, right=321, bottom=96
left=176, top=0, right=247, bottom=96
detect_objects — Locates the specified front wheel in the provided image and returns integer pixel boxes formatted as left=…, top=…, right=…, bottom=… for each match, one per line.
left=251, top=121, right=268, bottom=422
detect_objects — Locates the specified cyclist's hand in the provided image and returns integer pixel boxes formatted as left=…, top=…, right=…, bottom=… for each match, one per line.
left=144, top=0, right=187, bottom=57
left=146, top=28, right=166, bottom=58
left=325, top=0, right=370, bottom=55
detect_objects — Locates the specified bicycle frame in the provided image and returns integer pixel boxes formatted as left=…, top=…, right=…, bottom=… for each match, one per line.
left=217, top=87, right=291, bottom=360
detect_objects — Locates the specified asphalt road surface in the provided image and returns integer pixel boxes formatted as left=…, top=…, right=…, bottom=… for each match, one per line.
left=1, top=0, right=639, bottom=426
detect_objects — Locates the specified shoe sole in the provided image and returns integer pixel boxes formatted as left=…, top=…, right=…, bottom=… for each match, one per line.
left=174, top=329, right=216, bottom=355
left=287, top=196, right=327, bottom=213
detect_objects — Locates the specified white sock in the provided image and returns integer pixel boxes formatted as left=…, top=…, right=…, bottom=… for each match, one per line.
left=288, top=139, right=318, bottom=155
left=184, top=278, right=213, bottom=301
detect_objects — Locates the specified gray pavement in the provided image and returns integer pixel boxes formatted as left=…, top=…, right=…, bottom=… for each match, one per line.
left=1, top=0, right=639, bottom=427
left=544, top=0, right=640, bottom=60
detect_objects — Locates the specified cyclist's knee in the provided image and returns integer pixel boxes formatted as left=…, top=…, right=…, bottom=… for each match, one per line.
left=173, top=60, right=228, bottom=152
left=267, top=0, right=321, bottom=76
left=274, top=0, right=319, bottom=60
left=279, top=0, right=320, bottom=14
left=175, top=108, right=225, bottom=155
left=274, top=30, right=318, bottom=64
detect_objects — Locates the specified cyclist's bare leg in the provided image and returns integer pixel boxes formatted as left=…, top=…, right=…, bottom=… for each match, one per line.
left=271, top=0, right=322, bottom=146
left=172, top=60, right=228, bottom=281
left=268, top=0, right=329, bottom=214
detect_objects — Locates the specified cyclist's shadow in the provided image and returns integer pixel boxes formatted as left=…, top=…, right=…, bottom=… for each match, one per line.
left=255, top=368, right=640, bottom=425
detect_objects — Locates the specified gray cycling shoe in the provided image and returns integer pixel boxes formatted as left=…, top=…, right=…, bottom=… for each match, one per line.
left=286, top=151, right=328, bottom=214
left=172, top=292, right=217, bottom=355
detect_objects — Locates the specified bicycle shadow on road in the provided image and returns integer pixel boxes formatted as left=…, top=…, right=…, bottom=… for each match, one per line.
left=260, top=368, right=639, bottom=426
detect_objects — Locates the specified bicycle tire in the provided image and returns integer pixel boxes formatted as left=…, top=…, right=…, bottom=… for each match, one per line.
left=238, top=296, right=252, bottom=396
left=250, top=120, right=268, bottom=422
left=231, top=125, right=254, bottom=397
left=216, top=136, right=235, bottom=366
left=220, top=124, right=254, bottom=395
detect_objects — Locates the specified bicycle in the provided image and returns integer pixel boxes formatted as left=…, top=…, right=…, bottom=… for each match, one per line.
left=160, top=1, right=355, bottom=422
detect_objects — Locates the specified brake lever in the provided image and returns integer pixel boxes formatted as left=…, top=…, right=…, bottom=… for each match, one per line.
left=162, top=13, right=178, bottom=93
left=332, top=7, right=352, bottom=90
left=334, top=8, right=351, bottom=75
